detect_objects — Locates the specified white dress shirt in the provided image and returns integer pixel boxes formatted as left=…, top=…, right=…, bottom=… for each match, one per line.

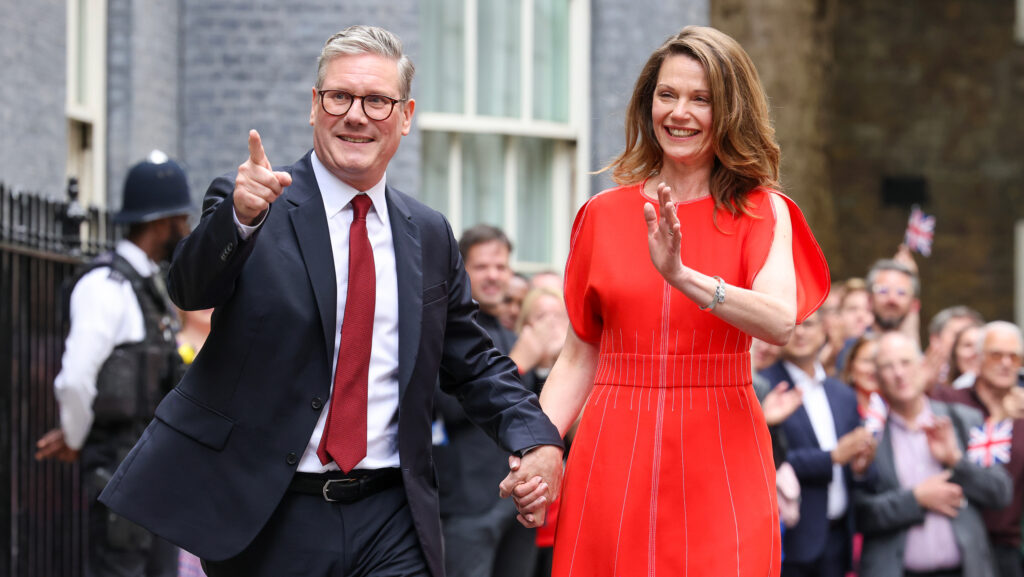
left=54, top=240, right=159, bottom=449
left=784, top=360, right=848, bottom=519
left=239, top=152, right=401, bottom=472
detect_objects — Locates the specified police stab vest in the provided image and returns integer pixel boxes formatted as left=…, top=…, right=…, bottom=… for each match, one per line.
left=68, top=252, right=184, bottom=431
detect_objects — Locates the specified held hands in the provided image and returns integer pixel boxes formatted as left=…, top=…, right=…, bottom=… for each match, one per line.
left=234, top=130, right=293, bottom=226
left=913, top=470, right=964, bottom=518
left=34, top=428, right=79, bottom=463
left=644, top=183, right=687, bottom=287
left=499, top=445, right=564, bottom=528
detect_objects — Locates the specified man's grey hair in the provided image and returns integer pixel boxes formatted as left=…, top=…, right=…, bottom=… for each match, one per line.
left=316, top=25, right=415, bottom=100
left=976, top=321, right=1024, bottom=356
left=866, top=259, right=920, bottom=297
left=927, top=305, right=984, bottom=337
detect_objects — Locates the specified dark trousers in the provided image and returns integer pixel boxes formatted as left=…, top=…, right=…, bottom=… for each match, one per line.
left=442, top=498, right=537, bottom=577
left=781, top=522, right=850, bottom=577
left=994, top=544, right=1024, bottom=577
left=88, top=495, right=178, bottom=577
left=202, top=485, right=428, bottom=577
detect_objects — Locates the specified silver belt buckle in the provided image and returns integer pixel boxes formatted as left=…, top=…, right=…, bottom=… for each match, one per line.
left=322, top=477, right=359, bottom=502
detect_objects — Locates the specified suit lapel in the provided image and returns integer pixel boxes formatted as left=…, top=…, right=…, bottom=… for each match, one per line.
left=875, top=423, right=898, bottom=489
left=825, top=380, right=850, bottom=435
left=386, top=187, right=422, bottom=399
left=285, top=154, right=338, bottom=364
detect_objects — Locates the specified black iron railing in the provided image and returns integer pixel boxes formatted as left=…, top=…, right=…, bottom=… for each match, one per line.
left=1, top=180, right=118, bottom=577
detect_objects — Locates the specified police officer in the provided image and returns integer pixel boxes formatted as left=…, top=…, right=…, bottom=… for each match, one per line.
left=35, top=151, right=192, bottom=576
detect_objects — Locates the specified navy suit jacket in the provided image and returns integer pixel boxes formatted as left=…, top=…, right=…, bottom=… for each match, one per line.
left=99, top=152, right=562, bottom=577
left=759, top=361, right=863, bottom=566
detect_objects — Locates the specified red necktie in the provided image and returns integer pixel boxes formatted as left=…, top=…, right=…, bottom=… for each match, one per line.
left=317, top=194, right=375, bottom=472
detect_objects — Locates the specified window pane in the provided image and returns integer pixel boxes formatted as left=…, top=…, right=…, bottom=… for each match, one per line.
left=517, top=138, right=554, bottom=263
left=462, top=134, right=506, bottom=228
left=533, top=0, right=570, bottom=123
left=421, top=131, right=451, bottom=213
left=477, top=1, right=521, bottom=118
left=419, top=0, right=464, bottom=113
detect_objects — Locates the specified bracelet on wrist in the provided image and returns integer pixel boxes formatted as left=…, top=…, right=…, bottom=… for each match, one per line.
left=698, top=276, right=726, bottom=311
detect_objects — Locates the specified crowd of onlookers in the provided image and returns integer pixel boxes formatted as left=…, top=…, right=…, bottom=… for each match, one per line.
left=440, top=231, right=1024, bottom=577
left=751, top=247, right=1024, bottom=577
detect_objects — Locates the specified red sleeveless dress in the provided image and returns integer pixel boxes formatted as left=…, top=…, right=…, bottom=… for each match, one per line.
left=553, top=183, right=829, bottom=577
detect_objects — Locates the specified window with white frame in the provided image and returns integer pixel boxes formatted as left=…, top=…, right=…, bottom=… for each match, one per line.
left=66, top=0, right=107, bottom=208
left=418, top=0, right=590, bottom=271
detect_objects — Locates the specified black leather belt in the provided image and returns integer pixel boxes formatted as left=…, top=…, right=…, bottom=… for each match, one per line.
left=288, top=468, right=402, bottom=504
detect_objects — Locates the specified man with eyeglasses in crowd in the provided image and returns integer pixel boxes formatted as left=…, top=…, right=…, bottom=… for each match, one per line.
left=97, top=25, right=563, bottom=577
left=837, top=257, right=922, bottom=374
left=933, top=321, right=1024, bottom=577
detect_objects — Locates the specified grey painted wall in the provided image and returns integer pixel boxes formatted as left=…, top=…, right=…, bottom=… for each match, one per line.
left=0, top=0, right=68, bottom=197
left=106, top=0, right=184, bottom=211
left=179, top=1, right=420, bottom=207
left=588, top=0, right=709, bottom=196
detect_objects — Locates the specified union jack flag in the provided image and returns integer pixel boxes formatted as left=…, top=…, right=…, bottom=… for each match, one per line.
left=862, top=392, right=888, bottom=439
left=904, top=205, right=936, bottom=257
left=967, top=419, right=1014, bottom=467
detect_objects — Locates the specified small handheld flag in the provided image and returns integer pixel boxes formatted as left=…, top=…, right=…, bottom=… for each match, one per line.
left=967, top=419, right=1014, bottom=467
left=904, top=205, right=935, bottom=257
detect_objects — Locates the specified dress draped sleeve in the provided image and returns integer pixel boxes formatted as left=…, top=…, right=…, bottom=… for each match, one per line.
left=562, top=197, right=603, bottom=343
left=774, top=192, right=830, bottom=323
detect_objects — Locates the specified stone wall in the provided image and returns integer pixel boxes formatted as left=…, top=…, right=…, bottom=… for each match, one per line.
left=106, top=0, right=184, bottom=210
left=713, top=0, right=840, bottom=265
left=830, top=0, right=1024, bottom=323
left=715, top=0, right=1024, bottom=323
left=0, top=0, right=67, bottom=197
left=589, top=0, right=710, bottom=196
left=179, top=1, right=419, bottom=205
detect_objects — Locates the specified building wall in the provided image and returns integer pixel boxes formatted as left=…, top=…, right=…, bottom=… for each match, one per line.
left=713, top=0, right=840, bottom=263
left=179, top=1, right=419, bottom=206
left=106, top=0, right=184, bottom=209
left=0, top=0, right=67, bottom=197
left=588, top=0, right=709, bottom=196
left=830, top=0, right=1024, bottom=322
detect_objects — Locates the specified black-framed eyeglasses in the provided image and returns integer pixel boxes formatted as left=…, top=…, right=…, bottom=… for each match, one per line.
left=318, top=89, right=406, bottom=121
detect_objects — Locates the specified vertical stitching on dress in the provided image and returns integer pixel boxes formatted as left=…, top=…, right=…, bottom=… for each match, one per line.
left=680, top=340, right=689, bottom=577
left=648, top=281, right=671, bottom=575
left=744, top=387, right=776, bottom=575
left=706, top=331, right=714, bottom=412
left=713, top=386, right=741, bottom=577
left=566, top=387, right=612, bottom=577
left=612, top=389, right=644, bottom=576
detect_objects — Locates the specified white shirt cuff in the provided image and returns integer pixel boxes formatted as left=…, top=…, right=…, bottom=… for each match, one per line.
left=233, top=208, right=266, bottom=240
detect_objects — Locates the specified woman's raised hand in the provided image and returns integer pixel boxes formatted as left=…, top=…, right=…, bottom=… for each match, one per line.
left=644, top=182, right=686, bottom=285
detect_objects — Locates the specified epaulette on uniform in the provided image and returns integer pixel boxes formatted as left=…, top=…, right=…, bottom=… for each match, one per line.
left=105, top=266, right=129, bottom=284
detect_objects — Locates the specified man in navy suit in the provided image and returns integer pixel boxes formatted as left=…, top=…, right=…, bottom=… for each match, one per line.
left=759, top=310, right=876, bottom=577
left=99, top=25, right=563, bottom=577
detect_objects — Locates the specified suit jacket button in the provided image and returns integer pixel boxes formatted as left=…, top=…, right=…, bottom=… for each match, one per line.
left=286, top=452, right=298, bottom=465
left=311, top=397, right=324, bottom=410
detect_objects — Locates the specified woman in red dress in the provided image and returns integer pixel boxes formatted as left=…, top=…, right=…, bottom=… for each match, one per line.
left=510, top=26, right=829, bottom=577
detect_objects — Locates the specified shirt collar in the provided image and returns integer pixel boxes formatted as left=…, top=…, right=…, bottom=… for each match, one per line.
left=889, top=401, right=934, bottom=431
left=782, top=360, right=826, bottom=391
left=115, top=239, right=159, bottom=277
left=311, top=150, right=389, bottom=226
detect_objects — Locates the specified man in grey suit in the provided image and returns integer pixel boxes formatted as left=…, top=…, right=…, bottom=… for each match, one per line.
left=855, top=331, right=1012, bottom=577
